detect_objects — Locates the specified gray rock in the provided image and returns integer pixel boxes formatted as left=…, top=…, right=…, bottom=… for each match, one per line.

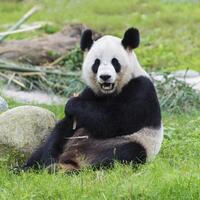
left=0, top=106, right=56, bottom=154
left=151, top=71, right=200, bottom=92
left=172, top=70, right=200, bottom=78
left=178, top=77, right=200, bottom=91
left=0, top=96, right=8, bottom=113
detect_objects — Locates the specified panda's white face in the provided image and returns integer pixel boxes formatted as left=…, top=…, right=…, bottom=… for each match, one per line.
left=81, top=28, right=148, bottom=95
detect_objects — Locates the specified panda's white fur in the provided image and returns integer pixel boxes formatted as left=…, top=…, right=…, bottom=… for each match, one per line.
left=123, top=126, right=163, bottom=161
left=82, top=35, right=163, bottom=161
left=82, top=35, right=149, bottom=95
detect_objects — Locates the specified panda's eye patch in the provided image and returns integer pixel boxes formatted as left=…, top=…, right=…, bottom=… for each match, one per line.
left=92, top=59, right=100, bottom=74
left=111, top=58, right=121, bottom=73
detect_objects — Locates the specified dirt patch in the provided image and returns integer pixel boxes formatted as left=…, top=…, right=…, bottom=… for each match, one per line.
left=0, top=24, right=88, bottom=65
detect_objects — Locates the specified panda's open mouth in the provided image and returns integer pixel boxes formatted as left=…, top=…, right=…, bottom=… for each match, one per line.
left=100, top=83, right=115, bottom=91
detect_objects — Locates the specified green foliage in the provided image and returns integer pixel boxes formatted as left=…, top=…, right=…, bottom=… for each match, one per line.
left=0, top=0, right=200, bottom=71
left=46, top=50, right=60, bottom=60
left=61, top=46, right=84, bottom=71
left=0, top=111, right=199, bottom=200
left=5, top=97, right=65, bottom=119
left=1, top=90, right=200, bottom=200
left=0, top=1, right=200, bottom=199
left=42, top=24, right=59, bottom=34
left=45, top=73, right=84, bottom=97
left=2, top=85, right=200, bottom=200
left=0, top=144, right=26, bottom=167
left=155, top=75, right=200, bottom=113
left=0, top=58, right=84, bottom=97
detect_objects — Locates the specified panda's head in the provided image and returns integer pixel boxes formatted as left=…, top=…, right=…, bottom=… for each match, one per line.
left=81, top=28, right=147, bottom=95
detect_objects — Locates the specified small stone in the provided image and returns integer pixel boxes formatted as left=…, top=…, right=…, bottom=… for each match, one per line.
left=172, top=70, right=200, bottom=78
left=180, top=77, right=200, bottom=91
left=0, top=106, right=56, bottom=154
left=151, top=74, right=164, bottom=82
left=0, top=96, right=8, bottom=113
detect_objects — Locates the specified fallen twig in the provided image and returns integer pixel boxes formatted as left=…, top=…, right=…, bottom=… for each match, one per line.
left=0, top=60, right=81, bottom=77
left=49, top=53, right=68, bottom=67
left=73, top=119, right=77, bottom=130
left=7, top=72, right=16, bottom=86
left=65, top=136, right=89, bottom=140
left=19, top=72, right=43, bottom=76
left=0, top=72, right=26, bottom=89
left=0, top=6, right=40, bottom=42
left=0, top=24, right=43, bottom=36
left=0, top=58, right=83, bottom=96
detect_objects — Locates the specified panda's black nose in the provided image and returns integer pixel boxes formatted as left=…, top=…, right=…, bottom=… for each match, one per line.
left=100, top=75, right=111, bottom=81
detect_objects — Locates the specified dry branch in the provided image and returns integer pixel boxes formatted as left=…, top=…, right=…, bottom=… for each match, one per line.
left=0, top=72, right=26, bottom=89
left=0, top=59, right=83, bottom=94
left=0, top=24, right=43, bottom=36
left=0, top=59, right=81, bottom=77
left=0, top=6, right=40, bottom=42
left=0, top=24, right=83, bottom=65
left=0, top=24, right=99, bottom=65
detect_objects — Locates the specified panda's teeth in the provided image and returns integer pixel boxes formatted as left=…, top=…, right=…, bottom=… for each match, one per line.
left=103, top=86, right=111, bottom=90
left=101, top=83, right=114, bottom=91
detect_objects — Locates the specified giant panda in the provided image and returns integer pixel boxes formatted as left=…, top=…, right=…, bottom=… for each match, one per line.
left=22, top=27, right=163, bottom=172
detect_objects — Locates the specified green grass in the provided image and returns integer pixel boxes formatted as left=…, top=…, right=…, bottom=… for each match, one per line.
left=0, top=105, right=199, bottom=199
left=5, top=97, right=65, bottom=119
left=155, top=75, right=200, bottom=113
left=0, top=0, right=200, bottom=72
left=0, top=1, right=200, bottom=199
left=1, top=62, right=200, bottom=200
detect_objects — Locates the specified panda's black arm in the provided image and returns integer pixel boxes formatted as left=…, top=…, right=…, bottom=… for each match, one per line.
left=66, top=96, right=117, bottom=138
left=66, top=96, right=145, bottom=138
left=66, top=77, right=161, bottom=139
left=22, top=115, right=74, bottom=169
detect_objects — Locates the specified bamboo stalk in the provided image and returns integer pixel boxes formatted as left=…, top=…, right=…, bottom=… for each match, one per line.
left=0, top=61, right=81, bottom=77
left=0, top=24, right=42, bottom=36
left=0, top=72, right=27, bottom=89
left=0, top=6, right=40, bottom=42
left=73, top=119, right=77, bottom=130
left=65, top=136, right=89, bottom=140
left=49, top=53, right=68, bottom=66
left=39, top=75, right=67, bottom=90
left=19, top=72, right=43, bottom=76
left=7, top=72, right=16, bottom=86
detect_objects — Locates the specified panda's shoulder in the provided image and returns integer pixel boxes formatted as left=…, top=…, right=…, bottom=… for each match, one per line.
left=79, top=87, right=97, bottom=100
left=122, top=76, right=155, bottom=95
left=129, top=75, right=154, bottom=87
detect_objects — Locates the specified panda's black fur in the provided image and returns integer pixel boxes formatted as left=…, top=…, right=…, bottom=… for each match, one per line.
left=66, top=76, right=161, bottom=139
left=22, top=28, right=162, bottom=172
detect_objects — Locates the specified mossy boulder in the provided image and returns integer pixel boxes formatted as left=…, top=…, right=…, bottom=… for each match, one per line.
left=0, top=106, right=56, bottom=154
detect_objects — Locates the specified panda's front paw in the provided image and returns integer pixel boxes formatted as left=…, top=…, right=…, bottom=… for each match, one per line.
left=65, top=97, right=81, bottom=115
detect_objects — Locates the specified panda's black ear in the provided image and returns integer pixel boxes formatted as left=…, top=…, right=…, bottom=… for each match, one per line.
left=122, top=27, right=140, bottom=50
left=80, top=29, right=94, bottom=51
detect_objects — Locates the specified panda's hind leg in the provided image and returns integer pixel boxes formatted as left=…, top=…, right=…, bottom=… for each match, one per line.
left=89, top=140, right=147, bottom=168
left=46, top=162, right=80, bottom=174
left=115, top=141, right=147, bottom=164
left=46, top=152, right=83, bottom=173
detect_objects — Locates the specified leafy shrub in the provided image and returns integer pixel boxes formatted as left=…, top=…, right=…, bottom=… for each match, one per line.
left=60, top=46, right=83, bottom=71
left=154, top=74, right=200, bottom=113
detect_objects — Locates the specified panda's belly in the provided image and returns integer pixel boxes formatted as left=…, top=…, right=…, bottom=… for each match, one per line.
left=60, top=128, right=132, bottom=166
left=59, top=125, right=163, bottom=168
